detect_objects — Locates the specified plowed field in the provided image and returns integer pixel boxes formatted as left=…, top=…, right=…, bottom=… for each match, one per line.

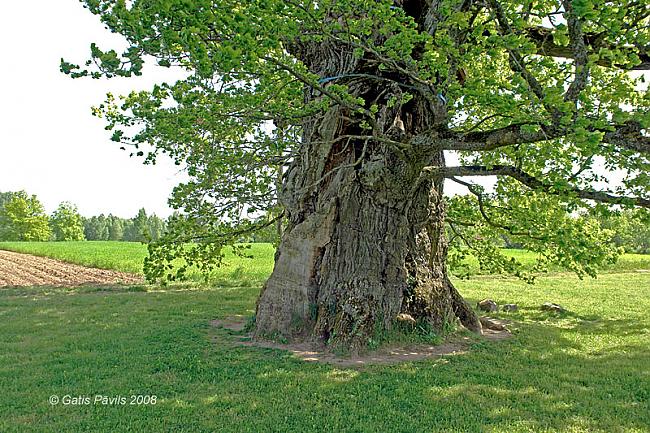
left=0, top=250, right=142, bottom=287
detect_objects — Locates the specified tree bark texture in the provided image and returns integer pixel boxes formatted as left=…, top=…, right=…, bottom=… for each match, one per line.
left=254, top=39, right=480, bottom=351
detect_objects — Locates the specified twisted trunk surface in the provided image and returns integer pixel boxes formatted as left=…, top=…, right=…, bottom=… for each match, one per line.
left=254, top=38, right=480, bottom=351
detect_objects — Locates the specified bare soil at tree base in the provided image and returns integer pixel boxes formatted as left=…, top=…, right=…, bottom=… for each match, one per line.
left=211, top=316, right=511, bottom=367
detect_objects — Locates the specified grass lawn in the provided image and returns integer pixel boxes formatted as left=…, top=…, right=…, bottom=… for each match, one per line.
left=0, top=243, right=649, bottom=431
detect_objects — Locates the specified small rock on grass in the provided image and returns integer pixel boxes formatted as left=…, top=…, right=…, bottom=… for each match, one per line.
left=541, top=302, right=565, bottom=313
left=502, top=304, right=518, bottom=312
left=477, top=299, right=498, bottom=312
left=479, top=316, right=508, bottom=331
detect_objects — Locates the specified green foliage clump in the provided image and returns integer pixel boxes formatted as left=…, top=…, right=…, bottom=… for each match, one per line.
left=446, top=185, right=621, bottom=281
left=50, top=202, right=86, bottom=241
left=0, top=191, right=52, bottom=242
left=592, top=209, right=650, bottom=254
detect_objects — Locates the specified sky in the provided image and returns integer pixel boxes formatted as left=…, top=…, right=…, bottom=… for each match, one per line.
left=0, top=2, right=481, bottom=221
left=0, top=2, right=185, bottom=218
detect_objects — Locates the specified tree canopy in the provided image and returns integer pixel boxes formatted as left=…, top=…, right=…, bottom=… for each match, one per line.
left=64, top=0, right=649, bottom=282
left=0, top=191, right=52, bottom=242
left=50, top=202, right=86, bottom=241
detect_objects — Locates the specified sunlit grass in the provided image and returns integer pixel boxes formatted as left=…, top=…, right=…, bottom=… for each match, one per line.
left=0, top=241, right=649, bottom=431
left=0, top=241, right=148, bottom=274
left=1, top=263, right=648, bottom=431
left=458, top=248, right=650, bottom=274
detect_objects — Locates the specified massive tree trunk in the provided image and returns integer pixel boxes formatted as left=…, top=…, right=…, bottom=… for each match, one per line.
left=254, top=39, right=480, bottom=352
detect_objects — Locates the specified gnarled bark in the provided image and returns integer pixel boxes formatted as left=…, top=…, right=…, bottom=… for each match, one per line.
left=253, top=126, right=480, bottom=351
left=254, top=36, right=480, bottom=352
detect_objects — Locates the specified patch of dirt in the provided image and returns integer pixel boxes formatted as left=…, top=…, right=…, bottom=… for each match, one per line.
left=210, top=316, right=512, bottom=367
left=481, top=328, right=512, bottom=341
left=210, top=317, right=248, bottom=332
left=0, top=250, right=143, bottom=288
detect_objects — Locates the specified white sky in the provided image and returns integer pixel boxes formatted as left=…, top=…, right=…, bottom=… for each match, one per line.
left=0, top=2, right=185, bottom=218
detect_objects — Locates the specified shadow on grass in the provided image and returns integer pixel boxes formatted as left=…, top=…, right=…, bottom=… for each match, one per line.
left=204, top=315, right=649, bottom=432
left=2, top=276, right=648, bottom=432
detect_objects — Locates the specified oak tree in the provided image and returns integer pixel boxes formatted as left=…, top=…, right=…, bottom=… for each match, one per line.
left=65, top=0, right=649, bottom=350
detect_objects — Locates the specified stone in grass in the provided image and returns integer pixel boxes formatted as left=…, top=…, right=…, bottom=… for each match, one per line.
left=479, top=316, right=508, bottom=331
left=477, top=299, right=498, bottom=312
left=502, top=304, right=518, bottom=312
left=541, top=302, right=566, bottom=313
left=395, top=313, right=417, bottom=327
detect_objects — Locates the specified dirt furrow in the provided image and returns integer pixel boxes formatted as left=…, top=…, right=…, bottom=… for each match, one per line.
left=3, top=254, right=105, bottom=284
left=0, top=250, right=143, bottom=288
left=0, top=253, right=69, bottom=285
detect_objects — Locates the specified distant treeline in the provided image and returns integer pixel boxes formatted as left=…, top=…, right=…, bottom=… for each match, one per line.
left=596, top=210, right=650, bottom=254
left=0, top=190, right=166, bottom=242
left=2, top=190, right=647, bottom=252
left=82, top=210, right=166, bottom=242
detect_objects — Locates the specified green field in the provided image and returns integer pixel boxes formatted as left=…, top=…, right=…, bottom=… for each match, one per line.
left=1, top=241, right=647, bottom=282
left=1, top=242, right=649, bottom=432
left=0, top=241, right=276, bottom=286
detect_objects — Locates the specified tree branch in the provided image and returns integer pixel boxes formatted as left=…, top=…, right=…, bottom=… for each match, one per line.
left=443, top=122, right=557, bottom=150
left=438, top=165, right=650, bottom=208
left=601, top=121, right=650, bottom=154
left=449, top=176, right=548, bottom=240
left=525, top=26, right=650, bottom=71
left=443, top=120, right=650, bottom=154
left=561, top=0, right=590, bottom=104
